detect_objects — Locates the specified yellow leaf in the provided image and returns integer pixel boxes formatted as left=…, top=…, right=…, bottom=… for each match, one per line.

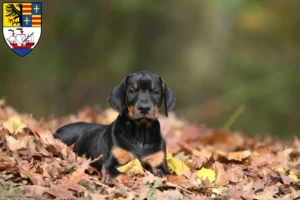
left=167, top=157, right=190, bottom=176
left=166, top=152, right=173, bottom=160
left=228, top=150, right=251, bottom=161
left=253, top=151, right=260, bottom=156
left=197, top=167, right=216, bottom=183
left=276, top=167, right=285, bottom=173
left=3, top=116, right=27, bottom=134
left=117, top=159, right=144, bottom=175
left=289, top=172, right=299, bottom=182
left=212, top=186, right=225, bottom=195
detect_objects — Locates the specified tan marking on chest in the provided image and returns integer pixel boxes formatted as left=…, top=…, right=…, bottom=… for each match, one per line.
left=112, top=147, right=135, bottom=164
left=142, top=151, right=164, bottom=167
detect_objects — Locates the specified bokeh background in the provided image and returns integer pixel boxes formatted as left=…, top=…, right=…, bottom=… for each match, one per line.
left=1, top=0, right=299, bottom=138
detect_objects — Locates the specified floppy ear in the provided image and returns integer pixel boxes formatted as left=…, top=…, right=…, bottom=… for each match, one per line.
left=160, top=77, right=176, bottom=117
left=108, top=76, right=129, bottom=113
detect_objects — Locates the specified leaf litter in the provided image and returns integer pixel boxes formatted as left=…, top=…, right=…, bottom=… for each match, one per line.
left=0, top=102, right=299, bottom=199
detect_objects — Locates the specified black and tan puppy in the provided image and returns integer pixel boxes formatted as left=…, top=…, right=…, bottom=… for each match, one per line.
left=54, top=70, right=176, bottom=181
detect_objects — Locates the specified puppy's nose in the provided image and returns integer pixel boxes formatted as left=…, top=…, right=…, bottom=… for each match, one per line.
left=138, top=104, right=151, bottom=114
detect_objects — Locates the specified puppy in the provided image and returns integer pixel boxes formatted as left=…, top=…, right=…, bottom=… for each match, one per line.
left=54, top=70, right=176, bottom=181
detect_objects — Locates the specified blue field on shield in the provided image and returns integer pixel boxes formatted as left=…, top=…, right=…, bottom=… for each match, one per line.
left=12, top=49, right=32, bottom=57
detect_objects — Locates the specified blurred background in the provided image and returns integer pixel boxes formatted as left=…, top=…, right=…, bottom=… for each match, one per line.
left=1, top=0, right=299, bottom=138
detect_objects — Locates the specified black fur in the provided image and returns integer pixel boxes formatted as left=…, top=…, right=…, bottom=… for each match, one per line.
left=54, top=71, right=176, bottom=179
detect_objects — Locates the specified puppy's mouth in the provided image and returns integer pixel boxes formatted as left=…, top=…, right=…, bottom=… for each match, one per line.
left=133, top=117, right=155, bottom=126
left=127, top=106, right=158, bottom=125
left=129, top=115, right=157, bottom=126
left=136, top=117, right=154, bottom=123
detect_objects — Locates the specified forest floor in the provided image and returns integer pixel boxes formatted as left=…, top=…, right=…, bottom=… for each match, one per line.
left=0, top=102, right=299, bottom=199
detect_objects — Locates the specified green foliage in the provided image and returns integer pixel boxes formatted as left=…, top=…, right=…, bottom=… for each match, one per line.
left=144, top=178, right=163, bottom=198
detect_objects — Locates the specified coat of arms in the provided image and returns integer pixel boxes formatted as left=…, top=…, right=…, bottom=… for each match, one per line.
left=2, top=2, right=42, bottom=57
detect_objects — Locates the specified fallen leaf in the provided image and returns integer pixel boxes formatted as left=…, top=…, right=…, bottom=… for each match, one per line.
left=228, top=150, right=252, bottom=161
left=288, top=172, right=299, bottom=182
left=117, top=159, right=144, bottom=175
left=165, top=174, right=193, bottom=186
left=276, top=167, right=285, bottom=173
left=18, top=164, right=45, bottom=186
left=3, top=116, right=27, bottom=134
left=120, top=191, right=135, bottom=200
left=0, top=105, right=299, bottom=199
left=167, top=154, right=190, bottom=176
left=226, top=165, right=244, bottom=183
left=64, top=158, right=91, bottom=184
left=212, top=186, right=226, bottom=195
left=162, top=189, right=183, bottom=200
left=5, top=134, right=30, bottom=152
left=192, top=149, right=212, bottom=159
left=44, top=184, right=79, bottom=200
left=280, top=172, right=296, bottom=185
left=197, top=167, right=216, bottom=183
left=214, top=161, right=229, bottom=186
left=21, top=185, right=48, bottom=197
left=0, top=156, right=14, bottom=170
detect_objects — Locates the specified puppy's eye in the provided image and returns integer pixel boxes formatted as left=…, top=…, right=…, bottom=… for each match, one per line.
left=129, top=88, right=135, bottom=94
left=153, top=89, right=159, bottom=95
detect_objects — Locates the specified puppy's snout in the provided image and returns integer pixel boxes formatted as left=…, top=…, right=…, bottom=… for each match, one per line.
left=138, top=104, right=151, bottom=114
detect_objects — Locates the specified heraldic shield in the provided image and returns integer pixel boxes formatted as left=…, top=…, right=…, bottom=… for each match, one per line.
left=2, top=2, right=42, bottom=57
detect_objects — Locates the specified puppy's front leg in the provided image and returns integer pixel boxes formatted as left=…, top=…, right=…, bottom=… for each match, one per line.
left=156, top=159, right=171, bottom=177
left=104, top=157, right=131, bottom=182
left=141, top=151, right=171, bottom=177
left=106, top=147, right=135, bottom=182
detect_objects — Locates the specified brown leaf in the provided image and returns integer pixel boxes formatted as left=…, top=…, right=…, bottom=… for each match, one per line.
left=227, top=164, right=244, bottom=183
left=5, top=133, right=30, bottom=152
left=24, top=114, right=33, bottom=125
left=63, top=158, right=91, bottom=185
left=214, top=161, right=229, bottom=186
left=0, top=106, right=299, bottom=199
left=228, top=150, right=252, bottom=161
left=44, top=184, right=81, bottom=200
left=279, top=172, right=296, bottom=185
left=18, top=164, right=45, bottom=186
left=21, top=185, right=48, bottom=197
left=0, top=156, right=14, bottom=171
left=165, top=174, right=193, bottom=186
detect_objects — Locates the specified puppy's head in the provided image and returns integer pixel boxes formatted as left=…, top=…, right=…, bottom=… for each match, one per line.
left=108, top=71, right=175, bottom=126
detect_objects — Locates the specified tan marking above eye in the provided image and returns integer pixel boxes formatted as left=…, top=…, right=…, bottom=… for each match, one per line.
left=133, top=84, right=138, bottom=89
left=112, top=147, right=135, bottom=164
left=142, top=151, right=164, bottom=167
left=151, top=83, right=155, bottom=90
